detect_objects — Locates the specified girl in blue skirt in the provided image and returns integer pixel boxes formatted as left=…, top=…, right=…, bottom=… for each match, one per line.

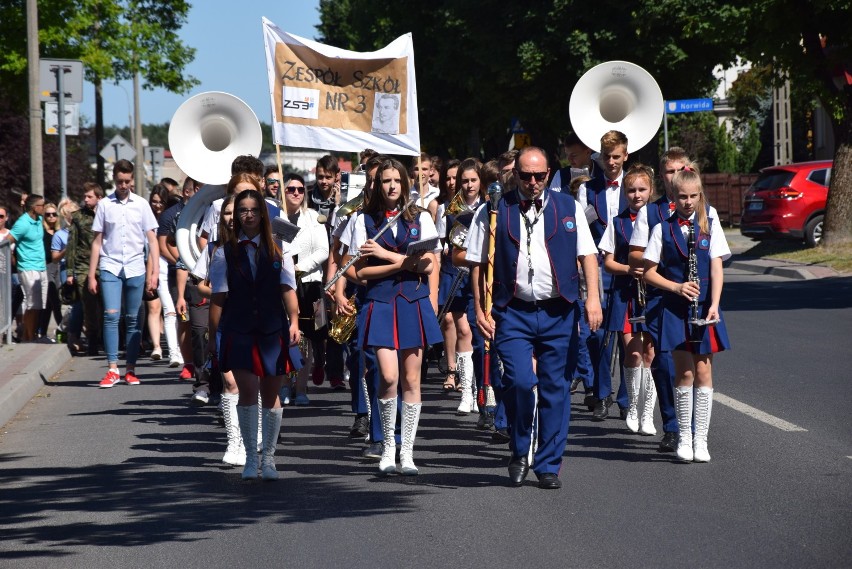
left=346, top=158, right=442, bottom=475
left=209, top=187, right=302, bottom=480
left=642, top=164, right=730, bottom=463
left=599, top=164, right=656, bottom=435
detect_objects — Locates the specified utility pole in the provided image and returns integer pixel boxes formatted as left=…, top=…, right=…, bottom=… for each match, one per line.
left=133, top=70, right=145, bottom=196
left=26, top=0, right=44, bottom=197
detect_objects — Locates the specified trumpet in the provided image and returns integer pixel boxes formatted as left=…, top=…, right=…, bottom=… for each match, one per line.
left=628, top=278, right=646, bottom=325
left=443, top=188, right=467, bottom=217
left=337, top=193, right=364, bottom=218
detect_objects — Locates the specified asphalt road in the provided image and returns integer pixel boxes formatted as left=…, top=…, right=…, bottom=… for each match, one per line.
left=1, top=268, right=850, bottom=569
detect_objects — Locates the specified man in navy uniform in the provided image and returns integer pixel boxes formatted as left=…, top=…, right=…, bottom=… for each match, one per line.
left=466, top=146, right=602, bottom=489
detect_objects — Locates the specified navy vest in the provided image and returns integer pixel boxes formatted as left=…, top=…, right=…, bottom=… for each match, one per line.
left=364, top=212, right=430, bottom=303
left=221, top=240, right=286, bottom=335
left=659, top=216, right=713, bottom=303
left=585, top=175, right=627, bottom=243
left=493, top=189, right=580, bottom=307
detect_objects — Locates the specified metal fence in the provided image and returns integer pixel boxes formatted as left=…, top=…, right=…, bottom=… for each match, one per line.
left=0, top=240, right=12, bottom=344
left=703, top=173, right=759, bottom=227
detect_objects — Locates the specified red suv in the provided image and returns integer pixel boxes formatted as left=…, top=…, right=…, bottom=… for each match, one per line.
left=740, top=160, right=832, bottom=247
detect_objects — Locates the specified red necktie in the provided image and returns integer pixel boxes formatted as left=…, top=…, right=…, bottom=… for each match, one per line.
left=677, top=218, right=691, bottom=227
left=239, top=239, right=257, bottom=248
left=606, top=180, right=619, bottom=187
left=520, top=198, right=542, bottom=213
left=385, top=209, right=399, bottom=219
left=669, top=202, right=677, bottom=212
left=629, top=212, right=637, bottom=222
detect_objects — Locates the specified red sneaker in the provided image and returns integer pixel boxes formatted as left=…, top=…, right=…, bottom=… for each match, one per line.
left=329, top=377, right=346, bottom=390
left=124, top=371, right=141, bottom=386
left=99, top=369, right=121, bottom=389
left=179, top=364, right=195, bottom=380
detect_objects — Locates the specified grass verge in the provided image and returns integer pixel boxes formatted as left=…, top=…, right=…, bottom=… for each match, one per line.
left=740, top=240, right=852, bottom=273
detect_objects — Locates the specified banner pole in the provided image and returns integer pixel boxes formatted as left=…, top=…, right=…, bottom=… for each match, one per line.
left=276, top=143, right=285, bottom=208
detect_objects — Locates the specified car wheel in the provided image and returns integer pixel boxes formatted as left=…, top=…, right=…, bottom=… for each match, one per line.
left=804, top=215, right=824, bottom=247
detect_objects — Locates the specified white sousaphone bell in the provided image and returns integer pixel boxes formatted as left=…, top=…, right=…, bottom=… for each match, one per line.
left=569, top=61, right=664, bottom=152
left=169, top=91, right=263, bottom=268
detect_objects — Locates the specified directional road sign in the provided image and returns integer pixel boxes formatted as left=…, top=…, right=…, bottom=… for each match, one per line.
left=39, top=59, right=84, bottom=103
left=45, top=102, right=80, bottom=135
left=100, top=134, right=135, bottom=163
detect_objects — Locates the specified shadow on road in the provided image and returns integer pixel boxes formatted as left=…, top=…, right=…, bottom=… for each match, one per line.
left=722, top=275, right=852, bottom=312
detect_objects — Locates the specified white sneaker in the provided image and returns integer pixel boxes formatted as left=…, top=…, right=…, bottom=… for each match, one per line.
left=151, top=346, right=162, bottom=360
left=192, top=390, right=209, bottom=406
left=169, top=356, right=183, bottom=368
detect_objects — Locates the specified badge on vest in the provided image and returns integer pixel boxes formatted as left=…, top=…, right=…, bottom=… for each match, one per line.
left=698, top=236, right=710, bottom=250
left=562, top=216, right=576, bottom=232
left=408, top=225, right=420, bottom=239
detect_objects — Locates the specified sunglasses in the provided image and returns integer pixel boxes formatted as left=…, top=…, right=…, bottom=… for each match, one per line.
left=516, top=170, right=549, bottom=182
left=265, top=178, right=281, bottom=186
left=45, top=212, right=58, bottom=217
left=0, top=215, right=6, bottom=219
left=285, top=186, right=305, bottom=194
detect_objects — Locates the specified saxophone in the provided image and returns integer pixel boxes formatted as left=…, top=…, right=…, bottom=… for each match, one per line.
left=328, top=295, right=357, bottom=344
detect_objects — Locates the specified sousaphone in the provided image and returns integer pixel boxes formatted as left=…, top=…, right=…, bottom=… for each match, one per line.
left=169, top=91, right=263, bottom=268
left=569, top=61, right=664, bottom=152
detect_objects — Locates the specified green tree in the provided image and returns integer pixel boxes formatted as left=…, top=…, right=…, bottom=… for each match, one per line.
left=0, top=0, right=198, bottom=188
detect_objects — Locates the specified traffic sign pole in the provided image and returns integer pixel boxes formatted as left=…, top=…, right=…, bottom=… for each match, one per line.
left=57, top=64, right=67, bottom=200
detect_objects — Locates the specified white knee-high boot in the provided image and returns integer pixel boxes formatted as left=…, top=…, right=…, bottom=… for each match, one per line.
left=675, top=387, right=694, bottom=462
left=639, top=366, right=657, bottom=435
left=398, top=402, right=422, bottom=475
left=693, top=387, right=714, bottom=462
left=624, top=366, right=642, bottom=432
left=378, top=397, right=397, bottom=474
left=260, top=407, right=284, bottom=480
left=257, top=391, right=263, bottom=453
left=456, top=351, right=474, bottom=414
left=221, top=393, right=246, bottom=466
left=236, top=405, right=259, bottom=479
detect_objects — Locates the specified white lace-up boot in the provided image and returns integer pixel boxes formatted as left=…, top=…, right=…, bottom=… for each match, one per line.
left=378, top=397, right=397, bottom=474
left=692, top=387, right=714, bottom=462
left=639, top=367, right=658, bottom=435
left=236, top=405, right=259, bottom=479
left=456, top=351, right=474, bottom=414
left=260, top=407, right=284, bottom=480
left=624, top=366, right=642, bottom=432
left=675, top=387, right=694, bottom=462
left=221, top=393, right=246, bottom=466
left=397, top=402, right=422, bottom=475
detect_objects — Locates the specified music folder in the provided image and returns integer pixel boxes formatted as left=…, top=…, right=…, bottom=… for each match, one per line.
left=271, top=217, right=301, bottom=243
left=405, top=236, right=440, bottom=256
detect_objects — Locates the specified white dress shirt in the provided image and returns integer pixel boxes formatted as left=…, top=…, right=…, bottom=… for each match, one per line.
left=578, top=172, right=623, bottom=226
left=209, top=233, right=296, bottom=293
left=93, top=192, right=158, bottom=278
left=644, top=213, right=732, bottom=264
left=631, top=204, right=722, bottom=249
left=464, top=194, right=597, bottom=301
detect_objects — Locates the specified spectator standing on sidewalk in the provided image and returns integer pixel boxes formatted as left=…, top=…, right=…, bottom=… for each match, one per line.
left=88, top=160, right=160, bottom=388
left=7, top=195, right=49, bottom=342
left=66, top=183, right=104, bottom=355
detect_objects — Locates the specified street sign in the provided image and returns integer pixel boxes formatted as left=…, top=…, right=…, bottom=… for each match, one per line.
left=39, top=59, right=84, bottom=103
left=666, top=98, right=714, bottom=114
left=510, top=118, right=525, bottom=133
left=44, top=102, right=79, bottom=135
left=100, top=134, right=135, bottom=163
left=145, top=146, right=165, bottom=167
left=513, top=133, right=531, bottom=149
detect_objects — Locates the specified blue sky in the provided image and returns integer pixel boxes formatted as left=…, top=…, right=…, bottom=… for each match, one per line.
left=80, top=0, right=321, bottom=128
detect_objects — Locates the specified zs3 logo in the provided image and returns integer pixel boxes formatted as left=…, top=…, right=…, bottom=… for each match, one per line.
left=283, top=98, right=315, bottom=111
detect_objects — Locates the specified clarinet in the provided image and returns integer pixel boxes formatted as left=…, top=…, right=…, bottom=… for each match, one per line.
left=687, top=221, right=701, bottom=342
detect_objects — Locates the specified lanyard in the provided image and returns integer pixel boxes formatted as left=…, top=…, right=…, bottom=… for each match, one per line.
left=521, top=206, right=543, bottom=280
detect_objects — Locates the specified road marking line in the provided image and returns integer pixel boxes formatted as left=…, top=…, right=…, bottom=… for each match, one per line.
left=715, top=392, right=808, bottom=432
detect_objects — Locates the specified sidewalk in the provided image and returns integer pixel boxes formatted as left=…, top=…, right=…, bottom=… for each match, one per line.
left=0, top=342, right=75, bottom=428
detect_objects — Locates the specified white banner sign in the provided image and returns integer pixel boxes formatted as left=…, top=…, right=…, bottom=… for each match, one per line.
left=262, top=17, right=420, bottom=156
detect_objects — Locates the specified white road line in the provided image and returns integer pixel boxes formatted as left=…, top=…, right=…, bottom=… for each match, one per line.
left=714, top=392, right=808, bottom=432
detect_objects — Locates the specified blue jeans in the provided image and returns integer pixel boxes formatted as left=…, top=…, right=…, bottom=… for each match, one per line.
left=100, top=269, right=145, bottom=366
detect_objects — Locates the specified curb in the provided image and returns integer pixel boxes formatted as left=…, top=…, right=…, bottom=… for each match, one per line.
left=0, top=345, right=73, bottom=428
left=727, top=258, right=839, bottom=280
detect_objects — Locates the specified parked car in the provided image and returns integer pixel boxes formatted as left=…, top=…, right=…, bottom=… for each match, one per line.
left=740, top=160, right=832, bottom=247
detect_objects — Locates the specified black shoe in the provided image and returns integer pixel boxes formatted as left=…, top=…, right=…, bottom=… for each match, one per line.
left=583, top=391, right=596, bottom=411
left=658, top=431, right=678, bottom=452
left=362, top=441, right=383, bottom=460
left=508, top=455, right=529, bottom=487
left=619, top=407, right=628, bottom=420
left=491, top=428, right=510, bottom=443
left=350, top=414, right=369, bottom=438
left=592, top=396, right=612, bottom=421
left=476, top=411, right=495, bottom=431
left=570, top=378, right=583, bottom=394
left=537, top=473, right=562, bottom=489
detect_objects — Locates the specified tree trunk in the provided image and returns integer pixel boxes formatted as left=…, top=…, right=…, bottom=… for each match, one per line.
left=823, top=92, right=852, bottom=247
left=95, top=78, right=106, bottom=189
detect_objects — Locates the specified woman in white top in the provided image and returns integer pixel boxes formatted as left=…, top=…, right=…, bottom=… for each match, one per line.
left=281, top=173, right=329, bottom=406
